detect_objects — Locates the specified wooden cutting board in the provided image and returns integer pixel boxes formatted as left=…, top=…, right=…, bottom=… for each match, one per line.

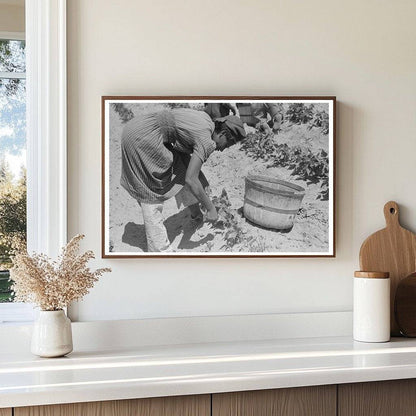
left=359, top=201, right=416, bottom=336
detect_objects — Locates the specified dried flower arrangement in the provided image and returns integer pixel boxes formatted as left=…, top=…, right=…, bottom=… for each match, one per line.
left=10, top=234, right=111, bottom=311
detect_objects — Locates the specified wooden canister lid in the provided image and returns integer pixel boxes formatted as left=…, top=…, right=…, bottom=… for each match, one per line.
left=354, top=271, right=390, bottom=279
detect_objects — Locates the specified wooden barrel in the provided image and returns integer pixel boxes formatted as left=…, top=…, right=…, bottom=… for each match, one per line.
left=243, top=175, right=305, bottom=230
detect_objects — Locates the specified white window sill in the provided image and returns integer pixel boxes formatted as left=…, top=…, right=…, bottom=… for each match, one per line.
left=0, top=303, right=35, bottom=324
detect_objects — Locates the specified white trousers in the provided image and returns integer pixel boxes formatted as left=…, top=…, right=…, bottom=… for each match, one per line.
left=141, top=202, right=171, bottom=252
left=140, top=187, right=198, bottom=252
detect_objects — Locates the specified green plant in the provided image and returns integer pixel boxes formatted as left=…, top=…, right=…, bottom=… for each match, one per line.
left=0, top=270, right=12, bottom=302
left=0, top=161, right=26, bottom=271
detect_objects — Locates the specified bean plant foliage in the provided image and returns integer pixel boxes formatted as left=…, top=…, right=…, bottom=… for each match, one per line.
left=285, top=103, right=314, bottom=125
left=211, top=189, right=245, bottom=248
left=209, top=189, right=265, bottom=252
left=308, top=110, right=330, bottom=135
left=240, top=133, right=329, bottom=201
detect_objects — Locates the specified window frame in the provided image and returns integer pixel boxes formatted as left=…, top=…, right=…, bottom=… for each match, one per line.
left=0, top=0, right=67, bottom=323
left=0, top=31, right=24, bottom=41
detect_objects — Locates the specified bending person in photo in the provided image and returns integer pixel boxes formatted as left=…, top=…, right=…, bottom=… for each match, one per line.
left=204, top=102, right=239, bottom=120
left=120, top=108, right=246, bottom=252
left=237, top=103, right=283, bottom=135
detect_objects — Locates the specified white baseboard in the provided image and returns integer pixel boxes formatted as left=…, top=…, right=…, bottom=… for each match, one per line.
left=0, top=311, right=352, bottom=353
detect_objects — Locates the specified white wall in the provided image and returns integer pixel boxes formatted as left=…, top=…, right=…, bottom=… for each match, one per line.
left=0, top=3, right=24, bottom=32
left=67, top=0, right=416, bottom=322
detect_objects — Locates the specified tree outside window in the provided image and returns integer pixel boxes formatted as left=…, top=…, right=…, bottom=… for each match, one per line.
left=0, top=37, right=26, bottom=302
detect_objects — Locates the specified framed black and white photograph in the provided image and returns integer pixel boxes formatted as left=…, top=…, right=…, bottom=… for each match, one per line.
left=102, top=96, right=336, bottom=257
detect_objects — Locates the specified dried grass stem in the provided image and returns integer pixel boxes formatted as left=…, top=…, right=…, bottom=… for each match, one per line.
left=10, top=234, right=111, bottom=310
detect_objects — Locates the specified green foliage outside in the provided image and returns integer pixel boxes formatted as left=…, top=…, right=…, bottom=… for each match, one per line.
left=0, top=38, right=27, bottom=302
left=0, top=160, right=26, bottom=302
left=0, top=39, right=26, bottom=155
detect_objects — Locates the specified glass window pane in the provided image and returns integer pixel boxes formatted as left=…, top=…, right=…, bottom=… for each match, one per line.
left=0, top=76, right=26, bottom=303
left=0, top=78, right=26, bottom=153
left=0, top=39, right=26, bottom=73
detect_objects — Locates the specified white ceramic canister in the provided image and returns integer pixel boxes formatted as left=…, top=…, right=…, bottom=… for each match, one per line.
left=353, top=271, right=390, bottom=342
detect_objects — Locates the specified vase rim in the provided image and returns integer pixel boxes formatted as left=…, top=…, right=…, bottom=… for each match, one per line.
left=39, top=309, right=65, bottom=313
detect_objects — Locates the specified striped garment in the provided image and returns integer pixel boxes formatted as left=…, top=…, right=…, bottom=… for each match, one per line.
left=120, top=108, right=216, bottom=203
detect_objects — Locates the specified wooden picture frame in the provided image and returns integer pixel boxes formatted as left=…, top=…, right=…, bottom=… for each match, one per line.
left=102, top=96, right=336, bottom=258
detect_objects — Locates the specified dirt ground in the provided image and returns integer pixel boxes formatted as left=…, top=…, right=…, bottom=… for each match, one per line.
left=108, top=104, right=330, bottom=254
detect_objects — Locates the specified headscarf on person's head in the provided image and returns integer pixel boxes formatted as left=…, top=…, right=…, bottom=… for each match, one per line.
left=215, top=115, right=247, bottom=143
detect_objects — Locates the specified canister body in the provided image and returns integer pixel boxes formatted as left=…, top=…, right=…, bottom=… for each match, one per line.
left=353, top=273, right=390, bottom=342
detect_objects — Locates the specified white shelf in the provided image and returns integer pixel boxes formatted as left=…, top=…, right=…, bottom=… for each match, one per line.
left=2, top=335, right=416, bottom=408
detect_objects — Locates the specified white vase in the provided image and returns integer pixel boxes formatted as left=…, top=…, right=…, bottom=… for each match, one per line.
left=31, top=310, right=73, bottom=357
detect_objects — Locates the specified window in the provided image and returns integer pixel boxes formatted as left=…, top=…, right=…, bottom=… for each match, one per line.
left=0, top=33, right=26, bottom=306
left=0, top=0, right=67, bottom=324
